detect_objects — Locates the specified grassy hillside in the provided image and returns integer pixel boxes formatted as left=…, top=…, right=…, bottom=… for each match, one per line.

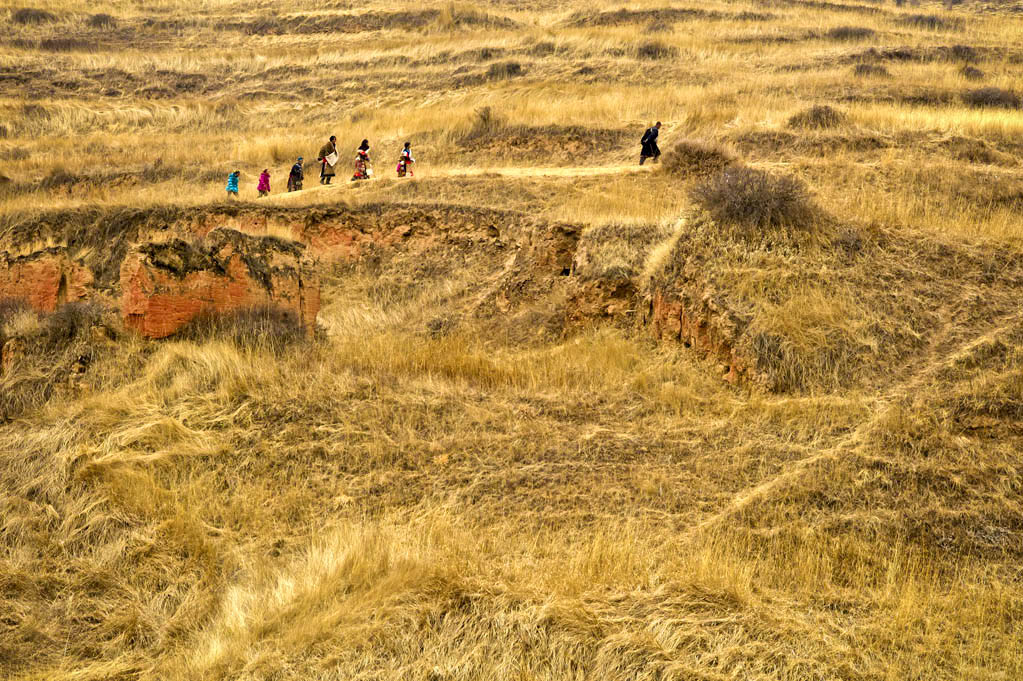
left=2, top=0, right=1023, bottom=679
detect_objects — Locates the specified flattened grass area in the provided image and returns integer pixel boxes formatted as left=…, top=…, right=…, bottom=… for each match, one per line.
left=3, top=0, right=1023, bottom=680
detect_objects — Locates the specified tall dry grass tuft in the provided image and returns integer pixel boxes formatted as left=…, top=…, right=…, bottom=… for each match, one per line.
left=689, top=166, right=817, bottom=232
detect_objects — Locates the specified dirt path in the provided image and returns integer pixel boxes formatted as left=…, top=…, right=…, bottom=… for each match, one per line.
left=268, top=164, right=653, bottom=202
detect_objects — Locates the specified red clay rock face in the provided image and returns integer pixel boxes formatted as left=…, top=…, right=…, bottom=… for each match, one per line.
left=120, top=229, right=319, bottom=338
left=650, top=290, right=750, bottom=385
left=0, top=250, right=94, bottom=312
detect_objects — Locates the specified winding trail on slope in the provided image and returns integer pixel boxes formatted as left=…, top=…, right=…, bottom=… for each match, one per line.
left=267, top=164, right=655, bottom=202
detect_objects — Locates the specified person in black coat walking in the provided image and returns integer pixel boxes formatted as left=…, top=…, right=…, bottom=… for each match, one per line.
left=640, top=121, right=662, bottom=165
left=288, top=157, right=304, bottom=192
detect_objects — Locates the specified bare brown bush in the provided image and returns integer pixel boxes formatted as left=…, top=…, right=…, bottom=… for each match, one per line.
left=962, top=87, right=1021, bottom=109
left=690, top=166, right=816, bottom=231
left=787, top=104, right=846, bottom=129
left=11, top=7, right=57, bottom=24
left=659, top=139, right=736, bottom=176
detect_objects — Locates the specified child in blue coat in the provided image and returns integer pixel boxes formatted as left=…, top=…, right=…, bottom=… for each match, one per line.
left=226, top=170, right=240, bottom=198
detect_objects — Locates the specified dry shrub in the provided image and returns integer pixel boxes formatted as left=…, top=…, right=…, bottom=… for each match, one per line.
left=960, top=64, right=984, bottom=81
left=485, top=61, right=523, bottom=79
left=86, top=13, right=116, bottom=28
left=643, top=20, right=673, bottom=33
left=39, top=166, right=77, bottom=191
left=853, top=63, right=890, bottom=77
left=39, top=37, right=95, bottom=51
left=826, top=26, right=875, bottom=40
left=787, top=104, right=846, bottom=129
left=528, top=40, right=557, bottom=55
left=1, top=301, right=106, bottom=421
left=690, top=166, right=815, bottom=231
left=660, top=139, right=736, bottom=176
left=39, top=302, right=103, bottom=349
left=899, top=14, right=961, bottom=30
left=432, top=2, right=515, bottom=31
left=176, top=306, right=309, bottom=353
left=635, top=40, right=679, bottom=60
left=455, top=106, right=506, bottom=144
left=11, top=7, right=57, bottom=24
left=0, top=297, right=30, bottom=348
left=962, top=87, right=1021, bottom=110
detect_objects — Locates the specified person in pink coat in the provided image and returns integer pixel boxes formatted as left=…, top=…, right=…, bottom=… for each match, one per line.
left=257, top=169, right=271, bottom=197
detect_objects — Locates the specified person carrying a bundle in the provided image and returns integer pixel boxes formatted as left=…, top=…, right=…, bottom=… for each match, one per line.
left=396, top=142, right=415, bottom=177
left=639, top=121, right=661, bottom=165
left=318, top=136, right=338, bottom=184
left=288, top=157, right=304, bottom=192
left=352, top=139, right=371, bottom=181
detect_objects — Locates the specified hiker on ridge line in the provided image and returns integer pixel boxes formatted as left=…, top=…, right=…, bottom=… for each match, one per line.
left=396, top=142, right=415, bottom=177
left=352, top=139, right=371, bottom=181
left=318, top=136, right=338, bottom=184
left=640, top=121, right=661, bottom=165
left=288, top=157, right=304, bottom=192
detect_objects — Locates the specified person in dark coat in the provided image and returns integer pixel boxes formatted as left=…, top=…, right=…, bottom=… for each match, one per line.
left=318, top=136, right=338, bottom=184
left=640, top=121, right=662, bottom=165
left=288, top=157, right=304, bottom=192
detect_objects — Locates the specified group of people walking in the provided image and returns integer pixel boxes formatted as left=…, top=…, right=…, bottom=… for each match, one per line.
left=225, top=137, right=416, bottom=198
left=225, top=122, right=661, bottom=198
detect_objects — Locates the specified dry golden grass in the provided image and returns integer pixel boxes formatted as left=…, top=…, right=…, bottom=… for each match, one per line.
left=3, top=0, right=1023, bottom=679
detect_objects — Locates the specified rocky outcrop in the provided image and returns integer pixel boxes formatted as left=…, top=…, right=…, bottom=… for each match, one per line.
left=0, top=250, right=94, bottom=312
left=650, top=290, right=750, bottom=384
left=120, top=229, right=319, bottom=338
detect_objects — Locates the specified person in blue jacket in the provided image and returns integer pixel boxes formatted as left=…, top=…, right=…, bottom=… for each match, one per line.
left=639, top=122, right=661, bottom=165
left=226, top=170, right=240, bottom=198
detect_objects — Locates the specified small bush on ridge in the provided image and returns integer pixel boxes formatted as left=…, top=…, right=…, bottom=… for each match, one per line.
left=900, top=14, right=961, bottom=31
left=788, top=105, right=846, bottom=129
left=690, top=166, right=815, bottom=231
left=636, top=40, right=679, bottom=60
left=486, top=61, right=523, bottom=79
left=11, top=8, right=57, bottom=24
left=960, top=65, right=984, bottom=81
left=826, top=26, right=875, bottom=40
left=660, top=139, right=736, bottom=176
left=86, top=13, right=117, bottom=29
left=853, top=63, right=890, bottom=78
left=962, top=87, right=1021, bottom=110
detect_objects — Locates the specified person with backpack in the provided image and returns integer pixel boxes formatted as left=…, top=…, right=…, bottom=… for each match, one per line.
left=396, top=142, right=415, bottom=177
left=225, top=170, right=240, bottom=198
left=640, top=121, right=662, bottom=165
left=288, top=157, right=304, bottom=192
left=257, top=168, right=271, bottom=197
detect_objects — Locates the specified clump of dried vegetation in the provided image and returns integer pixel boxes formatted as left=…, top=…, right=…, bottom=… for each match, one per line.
left=787, top=104, right=846, bottom=129
left=659, top=138, right=736, bottom=176
left=690, top=165, right=816, bottom=231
